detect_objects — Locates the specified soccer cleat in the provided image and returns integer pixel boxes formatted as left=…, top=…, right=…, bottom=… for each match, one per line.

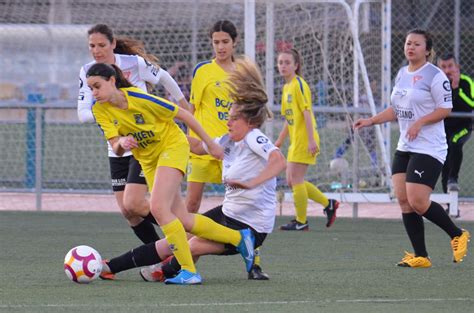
left=396, top=251, right=415, bottom=266
left=164, top=269, right=202, bottom=285
left=280, top=219, right=309, bottom=231
left=248, top=264, right=270, bottom=280
left=99, top=260, right=116, bottom=280
left=236, top=228, right=255, bottom=272
left=447, top=179, right=460, bottom=192
left=324, top=199, right=339, bottom=227
left=396, top=252, right=431, bottom=268
left=139, top=264, right=165, bottom=282
left=451, top=229, right=471, bottom=263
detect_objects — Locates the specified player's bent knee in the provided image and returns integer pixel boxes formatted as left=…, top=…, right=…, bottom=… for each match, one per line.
left=149, top=206, right=168, bottom=224
left=188, top=239, right=209, bottom=257
left=186, top=200, right=201, bottom=213
left=407, top=197, right=430, bottom=214
left=397, top=198, right=413, bottom=213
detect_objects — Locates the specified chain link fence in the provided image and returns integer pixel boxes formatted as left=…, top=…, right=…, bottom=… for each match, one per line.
left=392, top=0, right=474, bottom=197
left=0, top=0, right=473, bottom=211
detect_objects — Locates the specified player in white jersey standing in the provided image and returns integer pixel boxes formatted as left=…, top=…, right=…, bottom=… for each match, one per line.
left=98, top=57, right=286, bottom=282
left=354, top=29, right=470, bottom=268
left=77, top=24, right=189, bottom=253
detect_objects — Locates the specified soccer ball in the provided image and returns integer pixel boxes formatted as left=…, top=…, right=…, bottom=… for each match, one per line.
left=64, top=245, right=103, bottom=284
left=329, top=157, right=349, bottom=173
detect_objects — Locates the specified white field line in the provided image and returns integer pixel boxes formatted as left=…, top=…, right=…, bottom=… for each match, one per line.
left=1, top=298, right=472, bottom=309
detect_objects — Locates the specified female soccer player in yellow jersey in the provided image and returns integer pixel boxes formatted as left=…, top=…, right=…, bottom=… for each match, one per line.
left=79, top=24, right=191, bottom=247
left=186, top=20, right=238, bottom=214
left=275, top=48, right=339, bottom=231
left=87, top=63, right=255, bottom=285
left=186, top=20, right=269, bottom=279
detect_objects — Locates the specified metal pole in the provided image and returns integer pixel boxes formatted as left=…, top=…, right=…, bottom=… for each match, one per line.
left=352, top=1, right=361, bottom=218
left=244, top=0, right=256, bottom=61
left=35, top=107, right=43, bottom=211
left=265, top=1, right=275, bottom=141
left=191, top=1, right=198, bottom=66
left=381, top=0, right=392, bottom=188
left=454, top=0, right=460, bottom=62
left=265, top=1, right=275, bottom=112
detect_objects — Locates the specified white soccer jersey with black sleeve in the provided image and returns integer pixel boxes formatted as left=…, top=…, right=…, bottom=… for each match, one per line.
left=391, top=63, right=452, bottom=163
left=78, top=54, right=184, bottom=157
left=206, top=129, right=279, bottom=233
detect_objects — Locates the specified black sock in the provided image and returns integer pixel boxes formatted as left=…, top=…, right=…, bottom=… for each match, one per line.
left=144, top=213, right=158, bottom=225
left=423, top=201, right=462, bottom=238
left=161, top=257, right=181, bottom=278
left=402, top=212, right=428, bottom=257
left=131, top=220, right=160, bottom=244
left=108, top=242, right=162, bottom=274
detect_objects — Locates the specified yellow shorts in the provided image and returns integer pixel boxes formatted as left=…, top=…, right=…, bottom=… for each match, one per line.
left=186, top=157, right=222, bottom=183
left=287, top=147, right=318, bottom=165
left=287, top=131, right=320, bottom=165
left=142, top=141, right=190, bottom=191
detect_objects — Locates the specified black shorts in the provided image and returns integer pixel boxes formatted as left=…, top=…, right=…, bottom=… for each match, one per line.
left=109, top=155, right=147, bottom=192
left=203, top=205, right=267, bottom=256
left=391, top=150, right=443, bottom=189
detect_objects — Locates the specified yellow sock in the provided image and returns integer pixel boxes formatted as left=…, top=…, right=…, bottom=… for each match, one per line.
left=293, top=183, right=308, bottom=224
left=254, top=247, right=261, bottom=266
left=191, top=214, right=241, bottom=247
left=161, top=218, right=196, bottom=273
left=305, top=181, right=329, bottom=207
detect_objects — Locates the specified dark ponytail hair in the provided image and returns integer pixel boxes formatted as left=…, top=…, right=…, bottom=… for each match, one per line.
left=209, top=20, right=238, bottom=42
left=88, top=24, right=160, bottom=92
left=87, top=23, right=160, bottom=66
left=86, top=63, right=133, bottom=89
left=88, top=24, right=114, bottom=42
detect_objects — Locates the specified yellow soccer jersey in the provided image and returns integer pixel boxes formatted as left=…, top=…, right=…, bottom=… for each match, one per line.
left=189, top=59, right=232, bottom=160
left=92, top=87, right=183, bottom=169
left=281, top=76, right=319, bottom=161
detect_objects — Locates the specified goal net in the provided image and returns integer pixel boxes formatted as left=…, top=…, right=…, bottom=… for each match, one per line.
left=0, top=0, right=391, bottom=211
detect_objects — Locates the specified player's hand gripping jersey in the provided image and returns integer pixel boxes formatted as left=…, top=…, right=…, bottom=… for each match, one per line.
left=391, top=63, right=453, bottom=163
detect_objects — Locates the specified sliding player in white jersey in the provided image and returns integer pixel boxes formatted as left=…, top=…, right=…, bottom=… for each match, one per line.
left=77, top=24, right=189, bottom=253
left=354, top=29, right=470, bottom=268
left=98, top=57, right=286, bottom=283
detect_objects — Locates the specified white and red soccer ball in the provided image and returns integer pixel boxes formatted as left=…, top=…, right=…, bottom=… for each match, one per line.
left=64, top=245, right=102, bottom=284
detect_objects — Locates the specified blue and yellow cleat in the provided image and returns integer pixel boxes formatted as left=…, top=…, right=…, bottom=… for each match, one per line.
left=236, top=228, right=255, bottom=272
left=164, top=269, right=202, bottom=285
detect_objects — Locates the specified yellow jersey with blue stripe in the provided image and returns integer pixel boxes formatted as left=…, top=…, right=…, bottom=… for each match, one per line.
left=189, top=59, right=232, bottom=160
left=92, top=87, right=187, bottom=171
left=281, top=75, right=319, bottom=164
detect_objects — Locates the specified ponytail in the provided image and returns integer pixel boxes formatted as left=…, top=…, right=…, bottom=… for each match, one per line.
left=86, top=63, right=133, bottom=89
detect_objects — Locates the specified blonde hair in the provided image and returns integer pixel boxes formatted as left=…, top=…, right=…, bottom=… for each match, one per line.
left=226, top=57, right=272, bottom=128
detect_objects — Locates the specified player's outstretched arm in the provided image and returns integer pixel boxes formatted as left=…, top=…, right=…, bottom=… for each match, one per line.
left=176, top=109, right=223, bottom=159
left=353, top=107, right=396, bottom=130
left=187, top=136, right=207, bottom=155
